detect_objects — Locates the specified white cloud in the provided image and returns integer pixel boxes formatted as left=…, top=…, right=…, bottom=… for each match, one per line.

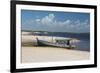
left=63, top=20, right=71, bottom=25
left=24, top=13, right=89, bottom=32
left=41, top=13, right=55, bottom=24
left=35, top=19, right=40, bottom=22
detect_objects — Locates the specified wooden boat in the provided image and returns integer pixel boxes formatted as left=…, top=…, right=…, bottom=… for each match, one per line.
left=36, top=38, right=75, bottom=49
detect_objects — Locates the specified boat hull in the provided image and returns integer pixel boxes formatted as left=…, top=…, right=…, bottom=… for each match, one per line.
left=37, top=39, right=75, bottom=49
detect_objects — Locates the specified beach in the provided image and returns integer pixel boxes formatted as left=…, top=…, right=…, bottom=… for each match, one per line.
left=22, top=46, right=90, bottom=63
left=21, top=32, right=90, bottom=63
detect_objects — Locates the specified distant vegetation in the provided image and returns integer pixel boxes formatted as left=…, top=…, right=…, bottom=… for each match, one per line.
left=22, top=30, right=90, bottom=34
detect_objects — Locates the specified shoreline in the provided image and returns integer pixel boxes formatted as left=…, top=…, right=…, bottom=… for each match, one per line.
left=21, top=34, right=80, bottom=46
left=21, top=32, right=90, bottom=63
left=22, top=46, right=90, bottom=63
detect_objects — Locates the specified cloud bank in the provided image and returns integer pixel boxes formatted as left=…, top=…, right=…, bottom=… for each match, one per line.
left=22, top=13, right=90, bottom=33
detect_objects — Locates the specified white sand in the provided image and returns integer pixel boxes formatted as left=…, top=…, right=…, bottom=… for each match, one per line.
left=21, top=32, right=90, bottom=63
left=21, top=34, right=80, bottom=45
left=22, top=46, right=90, bottom=63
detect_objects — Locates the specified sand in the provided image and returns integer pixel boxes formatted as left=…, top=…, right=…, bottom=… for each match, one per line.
left=22, top=46, right=90, bottom=63
left=21, top=32, right=90, bottom=63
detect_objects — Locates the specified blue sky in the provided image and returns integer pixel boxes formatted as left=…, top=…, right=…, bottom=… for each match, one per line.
left=21, top=10, right=90, bottom=33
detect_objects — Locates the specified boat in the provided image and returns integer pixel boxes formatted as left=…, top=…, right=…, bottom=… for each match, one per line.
left=36, top=38, right=75, bottom=49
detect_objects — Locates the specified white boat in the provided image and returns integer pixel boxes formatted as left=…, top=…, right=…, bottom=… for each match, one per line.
left=36, top=38, right=75, bottom=49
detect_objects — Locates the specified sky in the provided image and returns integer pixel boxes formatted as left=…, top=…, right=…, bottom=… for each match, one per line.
left=21, top=10, right=90, bottom=33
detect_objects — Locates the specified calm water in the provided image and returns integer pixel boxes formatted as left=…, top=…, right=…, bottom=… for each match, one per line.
left=36, top=33, right=90, bottom=52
